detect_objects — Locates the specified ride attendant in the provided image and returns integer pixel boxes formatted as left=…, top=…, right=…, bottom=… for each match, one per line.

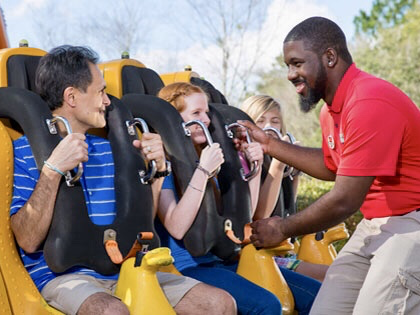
left=10, top=45, right=236, bottom=315
left=156, top=82, right=320, bottom=315
left=242, top=17, right=420, bottom=314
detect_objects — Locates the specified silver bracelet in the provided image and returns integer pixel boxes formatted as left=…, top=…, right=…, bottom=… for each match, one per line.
left=43, top=161, right=65, bottom=176
left=188, top=183, right=204, bottom=193
left=196, top=164, right=212, bottom=178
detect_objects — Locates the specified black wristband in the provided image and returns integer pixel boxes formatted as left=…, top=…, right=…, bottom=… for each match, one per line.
left=154, top=161, right=172, bottom=178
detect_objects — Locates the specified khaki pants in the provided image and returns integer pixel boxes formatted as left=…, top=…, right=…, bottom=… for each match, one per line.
left=310, top=210, right=420, bottom=315
left=42, top=272, right=200, bottom=315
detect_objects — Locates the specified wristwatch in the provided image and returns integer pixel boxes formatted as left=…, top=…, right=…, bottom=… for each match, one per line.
left=154, top=161, right=172, bottom=178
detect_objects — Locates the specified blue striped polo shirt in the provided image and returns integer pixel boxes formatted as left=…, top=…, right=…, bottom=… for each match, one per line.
left=10, top=134, right=119, bottom=291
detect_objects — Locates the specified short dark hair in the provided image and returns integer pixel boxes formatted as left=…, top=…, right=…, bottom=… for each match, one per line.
left=35, top=45, right=99, bottom=110
left=284, top=16, right=353, bottom=64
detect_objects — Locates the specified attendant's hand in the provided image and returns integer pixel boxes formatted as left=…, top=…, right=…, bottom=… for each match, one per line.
left=250, top=216, right=287, bottom=248
left=237, top=120, right=271, bottom=154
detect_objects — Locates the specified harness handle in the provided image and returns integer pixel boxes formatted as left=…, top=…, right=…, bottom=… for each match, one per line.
left=126, top=118, right=157, bottom=184
left=183, top=119, right=220, bottom=177
left=46, top=116, right=83, bottom=187
left=263, top=127, right=298, bottom=179
left=226, top=122, right=259, bottom=181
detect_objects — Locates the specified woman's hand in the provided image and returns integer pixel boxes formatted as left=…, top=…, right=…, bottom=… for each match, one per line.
left=242, top=141, right=264, bottom=164
left=199, top=143, right=224, bottom=175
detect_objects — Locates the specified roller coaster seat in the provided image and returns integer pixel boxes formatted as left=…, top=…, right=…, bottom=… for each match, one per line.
left=0, top=47, right=170, bottom=314
left=110, top=60, right=251, bottom=260
left=99, top=58, right=164, bottom=98
left=0, top=46, right=62, bottom=314
left=102, top=59, right=299, bottom=313
left=0, top=120, right=63, bottom=314
left=0, top=47, right=46, bottom=141
left=0, top=46, right=46, bottom=90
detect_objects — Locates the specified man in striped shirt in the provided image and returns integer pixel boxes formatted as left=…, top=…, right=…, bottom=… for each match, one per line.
left=10, top=45, right=236, bottom=315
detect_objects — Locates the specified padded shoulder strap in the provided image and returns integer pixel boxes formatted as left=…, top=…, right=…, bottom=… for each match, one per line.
left=121, top=94, right=239, bottom=258
left=122, top=66, right=164, bottom=96
left=208, top=104, right=253, bottom=244
left=191, top=77, right=228, bottom=105
left=0, top=87, right=57, bottom=167
left=261, top=152, right=296, bottom=219
left=278, top=177, right=296, bottom=217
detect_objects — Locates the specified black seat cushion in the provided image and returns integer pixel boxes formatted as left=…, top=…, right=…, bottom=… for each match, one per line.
left=7, top=55, right=42, bottom=92
left=122, top=66, right=164, bottom=96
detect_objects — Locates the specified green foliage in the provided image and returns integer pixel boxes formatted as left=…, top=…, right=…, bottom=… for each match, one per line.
left=354, top=0, right=416, bottom=37
left=296, top=175, right=363, bottom=252
left=296, top=175, right=334, bottom=211
left=353, top=2, right=420, bottom=106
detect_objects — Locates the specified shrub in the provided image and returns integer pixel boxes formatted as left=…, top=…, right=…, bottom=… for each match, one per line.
left=296, top=174, right=363, bottom=252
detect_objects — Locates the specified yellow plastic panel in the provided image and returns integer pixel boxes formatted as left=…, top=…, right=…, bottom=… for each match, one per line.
left=0, top=121, right=63, bottom=314
left=0, top=271, right=12, bottom=315
left=297, top=223, right=349, bottom=265
left=98, top=59, right=146, bottom=98
left=160, top=70, right=200, bottom=86
left=115, top=247, right=176, bottom=315
left=0, top=47, right=46, bottom=88
left=237, top=243, right=295, bottom=315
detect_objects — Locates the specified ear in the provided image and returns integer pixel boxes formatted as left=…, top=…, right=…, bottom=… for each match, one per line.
left=324, top=48, right=337, bottom=68
left=63, top=87, right=77, bottom=108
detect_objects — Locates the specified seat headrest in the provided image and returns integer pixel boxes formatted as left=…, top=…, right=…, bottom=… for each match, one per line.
left=99, top=59, right=164, bottom=98
left=0, top=47, right=46, bottom=90
left=121, top=66, right=164, bottom=96
left=190, top=77, right=229, bottom=105
left=7, top=55, right=41, bottom=91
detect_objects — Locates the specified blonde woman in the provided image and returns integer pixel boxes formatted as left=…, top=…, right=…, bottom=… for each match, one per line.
left=240, top=95, right=328, bottom=283
left=240, top=95, right=299, bottom=220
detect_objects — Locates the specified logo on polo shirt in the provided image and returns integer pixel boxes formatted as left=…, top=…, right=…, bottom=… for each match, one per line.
left=327, top=135, right=335, bottom=149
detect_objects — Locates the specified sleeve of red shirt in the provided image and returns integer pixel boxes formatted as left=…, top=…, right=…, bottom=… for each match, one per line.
left=338, top=100, right=406, bottom=177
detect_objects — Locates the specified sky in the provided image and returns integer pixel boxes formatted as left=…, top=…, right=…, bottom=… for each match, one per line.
left=1, top=0, right=374, bottom=101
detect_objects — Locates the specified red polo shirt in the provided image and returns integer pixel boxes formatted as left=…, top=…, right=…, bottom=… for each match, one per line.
left=320, top=64, right=420, bottom=219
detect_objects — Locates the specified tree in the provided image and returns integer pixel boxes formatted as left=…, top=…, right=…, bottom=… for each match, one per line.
left=28, top=0, right=151, bottom=61
left=353, top=3, right=420, bottom=106
left=81, top=1, right=151, bottom=60
left=180, top=0, right=278, bottom=103
left=353, top=0, right=416, bottom=37
left=30, top=2, right=77, bottom=50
